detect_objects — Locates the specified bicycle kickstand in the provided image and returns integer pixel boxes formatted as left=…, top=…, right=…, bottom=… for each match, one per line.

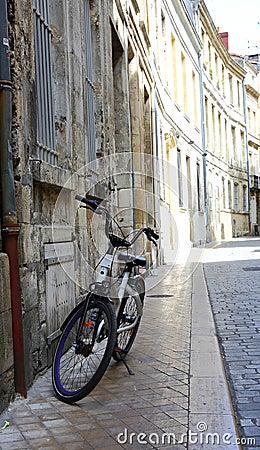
left=115, top=349, right=135, bottom=376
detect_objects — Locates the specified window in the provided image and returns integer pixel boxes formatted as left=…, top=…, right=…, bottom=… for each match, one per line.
left=240, top=130, right=245, bottom=166
left=231, top=126, right=236, bottom=163
left=181, top=53, right=187, bottom=112
left=201, top=29, right=205, bottom=48
left=208, top=42, right=212, bottom=69
left=228, top=180, right=232, bottom=209
left=208, top=180, right=213, bottom=223
left=141, top=0, right=150, bottom=33
left=247, top=107, right=251, bottom=131
left=222, top=177, right=226, bottom=209
left=243, top=185, right=247, bottom=211
left=197, top=162, right=201, bottom=211
left=211, top=105, right=216, bottom=150
left=177, top=150, right=183, bottom=207
left=186, top=156, right=192, bottom=210
left=214, top=54, right=219, bottom=82
left=205, top=96, right=209, bottom=146
left=33, top=0, right=57, bottom=164
left=224, top=118, right=228, bottom=160
left=171, top=35, right=177, bottom=101
left=233, top=183, right=239, bottom=211
left=221, top=64, right=225, bottom=95
left=215, top=184, right=220, bottom=222
left=85, top=0, right=96, bottom=162
left=229, top=74, right=233, bottom=105
left=253, top=111, right=256, bottom=134
left=218, top=112, right=222, bottom=156
left=237, top=80, right=241, bottom=110
left=161, top=12, right=167, bottom=86
left=192, top=71, right=197, bottom=125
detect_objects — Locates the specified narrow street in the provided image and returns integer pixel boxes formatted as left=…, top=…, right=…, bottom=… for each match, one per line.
left=0, top=247, right=244, bottom=450
left=203, top=238, right=260, bottom=449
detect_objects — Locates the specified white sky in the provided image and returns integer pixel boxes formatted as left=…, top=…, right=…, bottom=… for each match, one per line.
left=205, top=0, right=260, bottom=55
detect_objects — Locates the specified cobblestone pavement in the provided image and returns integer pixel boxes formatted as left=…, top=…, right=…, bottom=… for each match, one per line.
left=0, top=265, right=193, bottom=450
left=203, top=238, right=260, bottom=450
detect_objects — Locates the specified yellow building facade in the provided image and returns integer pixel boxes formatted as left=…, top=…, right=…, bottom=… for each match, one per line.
left=149, top=0, right=206, bottom=263
left=199, top=1, right=250, bottom=241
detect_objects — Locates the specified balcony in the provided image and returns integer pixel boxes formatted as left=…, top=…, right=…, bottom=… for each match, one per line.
left=250, top=175, right=260, bottom=190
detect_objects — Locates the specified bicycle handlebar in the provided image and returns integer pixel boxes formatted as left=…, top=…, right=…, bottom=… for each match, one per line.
left=144, top=227, right=159, bottom=241
left=76, top=194, right=159, bottom=247
left=75, top=194, right=101, bottom=212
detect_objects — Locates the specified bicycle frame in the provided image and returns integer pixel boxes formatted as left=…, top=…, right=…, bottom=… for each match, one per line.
left=76, top=196, right=158, bottom=338
left=93, top=249, right=144, bottom=335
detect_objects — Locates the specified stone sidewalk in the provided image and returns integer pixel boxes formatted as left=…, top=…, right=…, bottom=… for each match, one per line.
left=0, top=251, right=239, bottom=449
left=203, top=238, right=260, bottom=450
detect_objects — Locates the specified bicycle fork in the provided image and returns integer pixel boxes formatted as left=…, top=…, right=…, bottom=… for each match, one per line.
left=116, top=272, right=143, bottom=334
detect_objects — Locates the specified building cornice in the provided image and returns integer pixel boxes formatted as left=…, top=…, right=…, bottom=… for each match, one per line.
left=246, top=84, right=260, bottom=99
left=163, top=0, right=201, bottom=53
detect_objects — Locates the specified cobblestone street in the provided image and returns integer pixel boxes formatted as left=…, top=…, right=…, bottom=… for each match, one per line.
left=0, top=254, right=239, bottom=449
left=203, top=238, right=260, bottom=450
left=0, top=265, right=192, bottom=450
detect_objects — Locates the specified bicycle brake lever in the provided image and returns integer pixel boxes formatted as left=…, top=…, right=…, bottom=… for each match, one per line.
left=151, top=238, right=157, bottom=247
left=80, top=205, right=102, bottom=214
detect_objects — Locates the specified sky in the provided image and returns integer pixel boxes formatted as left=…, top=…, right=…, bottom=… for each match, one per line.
left=205, top=0, right=260, bottom=56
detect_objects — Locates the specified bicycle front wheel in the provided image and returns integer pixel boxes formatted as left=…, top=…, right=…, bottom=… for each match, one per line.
left=113, top=286, right=144, bottom=361
left=52, top=297, right=117, bottom=403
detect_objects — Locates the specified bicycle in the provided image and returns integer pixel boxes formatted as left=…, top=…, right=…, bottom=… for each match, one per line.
left=52, top=193, right=159, bottom=403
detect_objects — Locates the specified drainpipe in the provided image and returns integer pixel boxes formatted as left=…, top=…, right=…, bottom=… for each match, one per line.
left=0, top=0, right=27, bottom=397
left=196, top=1, right=208, bottom=240
left=198, top=51, right=208, bottom=228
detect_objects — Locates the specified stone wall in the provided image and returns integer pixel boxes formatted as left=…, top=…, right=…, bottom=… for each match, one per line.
left=7, top=0, right=123, bottom=386
left=0, top=253, right=14, bottom=413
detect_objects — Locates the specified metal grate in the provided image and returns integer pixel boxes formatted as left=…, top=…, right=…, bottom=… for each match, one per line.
left=33, top=0, right=57, bottom=165
left=243, top=267, right=260, bottom=272
left=84, top=0, right=96, bottom=162
left=147, top=294, right=174, bottom=298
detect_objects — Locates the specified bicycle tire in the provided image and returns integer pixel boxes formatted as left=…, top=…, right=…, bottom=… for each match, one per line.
left=113, top=279, right=145, bottom=361
left=52, top=297, right=117, bottom=403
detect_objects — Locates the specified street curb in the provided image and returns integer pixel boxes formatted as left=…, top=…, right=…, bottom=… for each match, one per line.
left=189, top=262, right=241, bottom=449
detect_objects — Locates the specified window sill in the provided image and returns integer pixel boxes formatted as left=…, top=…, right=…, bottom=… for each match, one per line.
left=31, top=160, right=73, bottom=189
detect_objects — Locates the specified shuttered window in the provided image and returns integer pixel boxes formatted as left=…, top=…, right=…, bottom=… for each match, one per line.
left=33, top=0, right=57, bottom=164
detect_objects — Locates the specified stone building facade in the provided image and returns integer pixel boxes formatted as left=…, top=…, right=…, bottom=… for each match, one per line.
left=199, top=1, right=250, bottom=241
left=1, top=0, right=259, bottom=410
left=245, top=56, right=260, bottom=236
left=150, top=0, right=206, bottom=263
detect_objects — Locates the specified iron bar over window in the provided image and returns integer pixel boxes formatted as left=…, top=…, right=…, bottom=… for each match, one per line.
left=84, top=0, right=96, bottom=162
left=33, top=0, right=57, bottom=164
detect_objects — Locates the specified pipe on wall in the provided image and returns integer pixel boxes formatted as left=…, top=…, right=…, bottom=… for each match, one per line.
left=0, top=0, right=27, bottom=398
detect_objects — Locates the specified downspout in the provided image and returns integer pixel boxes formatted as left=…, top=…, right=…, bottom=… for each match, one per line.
left=198, top=51, right=208, bottom=231
left=0, top=0, right=27, bottom=397
left=153, top=93, right=162, bottom=264
left=196, top=2, right=208, bottom=240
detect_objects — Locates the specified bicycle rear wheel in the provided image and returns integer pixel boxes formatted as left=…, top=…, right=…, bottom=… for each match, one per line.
left=113, top=282, right=144, bottom=361
left=52, top=297, right=117, bottom=403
